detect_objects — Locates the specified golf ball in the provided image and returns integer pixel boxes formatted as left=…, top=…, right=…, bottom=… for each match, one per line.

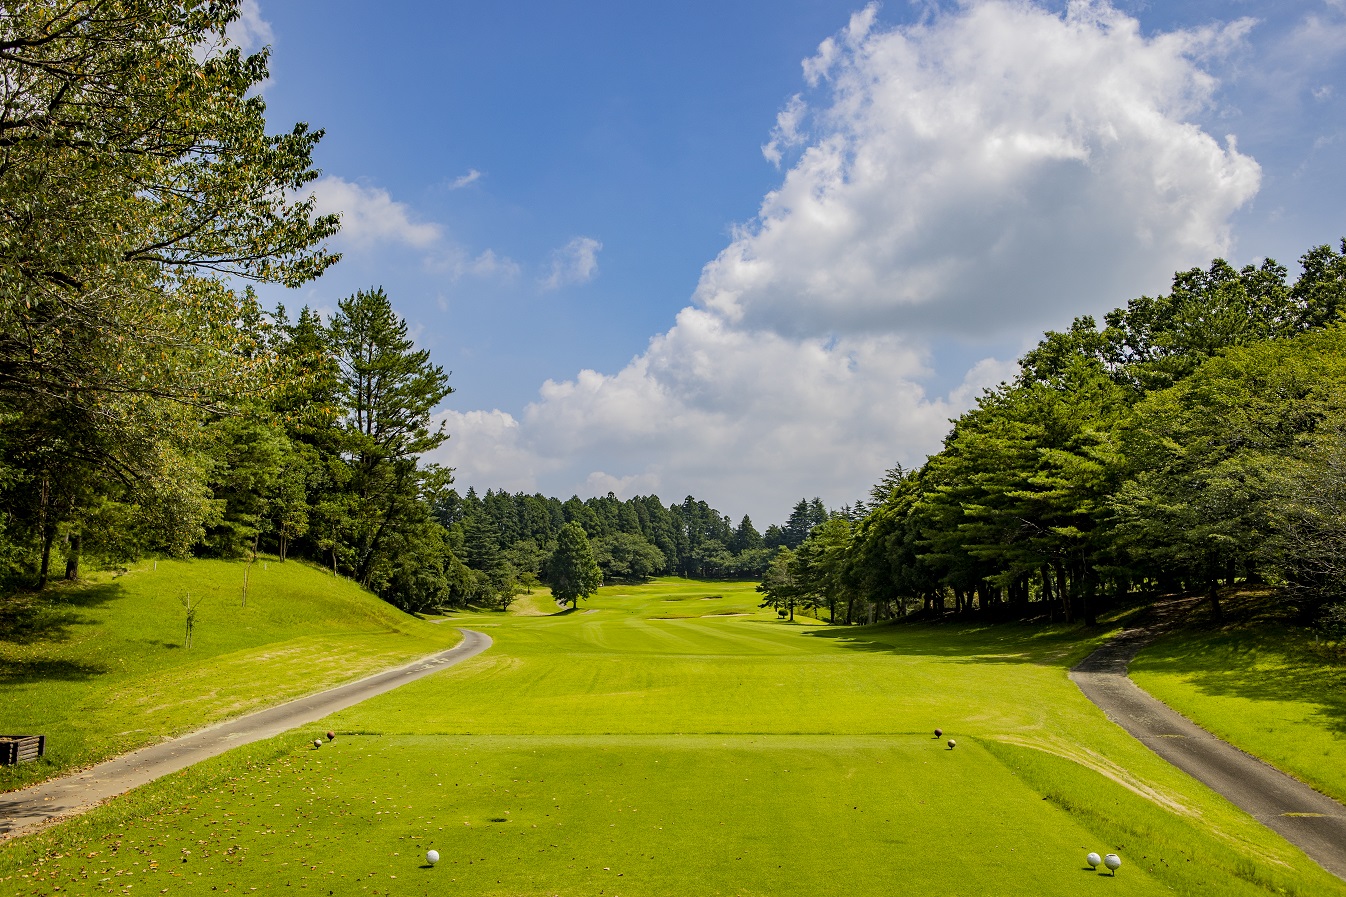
left=1104, top=853, right=1121, bottom=873
left=947, top=739, right=956, bottom=749
left=1086, top=852, right=1101, bottom=868
left=934, top=728, right=943, bottom=738
left=313, top=739, right=321, bottom=748
left=426, top=849, right=440, bottom=865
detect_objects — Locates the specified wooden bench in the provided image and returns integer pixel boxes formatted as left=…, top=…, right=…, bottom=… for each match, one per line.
left=0, top=735, right=45, bottom=764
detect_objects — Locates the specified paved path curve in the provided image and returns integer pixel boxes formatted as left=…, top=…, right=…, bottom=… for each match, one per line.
left=0, top=628, right=491, bottom=842
left=1071, top=616, right=1346, bottom=881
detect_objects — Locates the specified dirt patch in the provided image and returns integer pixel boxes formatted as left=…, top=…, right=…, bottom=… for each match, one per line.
left=990, top=733, right=1194, bottom=815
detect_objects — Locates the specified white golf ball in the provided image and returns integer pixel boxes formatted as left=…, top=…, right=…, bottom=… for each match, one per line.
left=426, top=849, right=440, bottom=865
left=1086, top=852, right=1101, bottom=868
left=1104, top=853, right=1121, bottom=872
left=947, top=739, right=956, bottom=749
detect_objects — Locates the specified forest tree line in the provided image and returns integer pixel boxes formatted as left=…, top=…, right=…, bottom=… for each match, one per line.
left=0, top=2, right=826, bottom=617
left=436, top=490, right=832, bottom=607
left=759, top=242, right=1346, bottom=629
left=1, top=272, right=815, bottom=613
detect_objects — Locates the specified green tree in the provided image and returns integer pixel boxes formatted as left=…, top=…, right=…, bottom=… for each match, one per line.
left=730, top=515, right=763, bottom=553
left=1110, top=327, right=1346, bottom=621
left=594, top=532, right=665, bottom=583
left=757, top=548, right=801, bottom=621
left=325, top=288, right=453, bottom=589
left=0, top=2, right=338, bottom=584
left=548, top=522, right=602, bottom=610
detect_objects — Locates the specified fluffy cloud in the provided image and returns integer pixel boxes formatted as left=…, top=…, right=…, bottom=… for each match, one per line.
left=449, top=169, right=484, bottom=189
left=541, top=237, right=603, bottom=289
left=438, top=309, right=967, bottom=514
left=435, top=1, right=1263, bottom=522
left=227, top=0, right=274, bottom=53
left=310, top=176, right=442, bottom=249
left=309, top=176, right=520, bottom=279
left=698, top=0, right=1260, bottom=339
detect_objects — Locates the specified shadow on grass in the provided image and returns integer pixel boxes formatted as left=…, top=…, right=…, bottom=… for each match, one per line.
left=802, top=618, right=1101, bottom=667
left=0, top=656, right=106, bottom=683
left=1136, top=595, right=1346, bottom=738
left=0, top=580, right=126, bottom=646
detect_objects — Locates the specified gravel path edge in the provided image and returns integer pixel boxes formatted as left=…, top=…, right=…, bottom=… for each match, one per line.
left=0, top=628, right=492, bottom=841
left=1070, top=615, right=1346, bottom=880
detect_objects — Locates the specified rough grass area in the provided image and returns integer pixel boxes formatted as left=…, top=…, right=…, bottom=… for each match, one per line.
left=2, top=579, right=1342, bottom=896
left=1131, top=592, right=1346, bottom=805
left=0, top=558, right=461, bottom=791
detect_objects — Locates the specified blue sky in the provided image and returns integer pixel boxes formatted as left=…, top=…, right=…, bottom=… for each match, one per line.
left=244, top=0, right=1346, bottom=526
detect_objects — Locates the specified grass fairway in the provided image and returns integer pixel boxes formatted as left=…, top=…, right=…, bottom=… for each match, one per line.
left=0, top=558, right=460, bottom=790
left=1131, top=598, right=1346, bottom=805
left=2, top=580, right=1344, bottom=896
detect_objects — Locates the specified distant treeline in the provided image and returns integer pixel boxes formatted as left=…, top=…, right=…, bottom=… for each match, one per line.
left=436, top=490, right=831, bottom=605
left=0, top=279, right=814, bottom=612
left=760, top=241, right=1346, bottom=629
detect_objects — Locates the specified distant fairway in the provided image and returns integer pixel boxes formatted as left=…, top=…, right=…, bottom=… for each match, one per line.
left=2, top=580, right=1343, bottom=896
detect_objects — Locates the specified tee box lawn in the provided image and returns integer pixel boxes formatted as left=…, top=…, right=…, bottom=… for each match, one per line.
left=2, top=579, right=1344, bottom=896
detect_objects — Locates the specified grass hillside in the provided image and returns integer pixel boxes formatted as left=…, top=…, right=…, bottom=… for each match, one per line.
left=1131, top=593, right=1346, bottom=805
left=2, top=579, right=1342, bottom=896
left=0, top=557, right=461, bottom=791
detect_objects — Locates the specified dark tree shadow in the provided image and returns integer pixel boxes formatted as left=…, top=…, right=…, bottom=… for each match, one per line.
left=1134, top=593, right=1346, bottom=737
left=803, top=618, right=1100, bottom=668
left=0, top=656, right=105, bottom=683
left=0, top=580, right=126, bottom=646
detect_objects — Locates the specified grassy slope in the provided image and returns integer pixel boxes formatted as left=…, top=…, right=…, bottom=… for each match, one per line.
left=0, top=557, right=461, bottom=790
left=1, top=579, right=1342, bottom=896
left=1130, top=596, right=1346, bottom=805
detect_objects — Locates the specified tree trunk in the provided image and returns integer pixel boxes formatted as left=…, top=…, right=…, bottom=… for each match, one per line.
left=38, top=525, right=55, bottom=590
left=1081, top=564, right=1097, bottom=627
left=64, top=532, right=80, bottom=581
left=37, top=476, right=52, bottom=589
left=1207, top=578, right=1224, bottom=623
left=1052, top=561, right=1072, bottom=624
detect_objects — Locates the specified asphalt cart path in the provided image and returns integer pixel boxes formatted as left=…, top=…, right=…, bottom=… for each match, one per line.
left=0, top=628, right=491, bottom=841
left=1071, top=613, right=1346, bottom=881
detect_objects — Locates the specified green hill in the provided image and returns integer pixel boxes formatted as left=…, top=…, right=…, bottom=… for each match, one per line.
left=0, top=558, right=461, bottom=790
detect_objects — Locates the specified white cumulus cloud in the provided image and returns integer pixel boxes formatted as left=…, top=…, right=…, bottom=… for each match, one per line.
left=310, top=176, right=443, bottom=249
left=696, top=0, right=1260, bottom=340
left=227, top=0, right=274, bottom=53
left=435, top=0, right=1263, bottom=522
left=541, top=237, right=603, bottom=290
left=450, top=169, right=483, bottom=189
